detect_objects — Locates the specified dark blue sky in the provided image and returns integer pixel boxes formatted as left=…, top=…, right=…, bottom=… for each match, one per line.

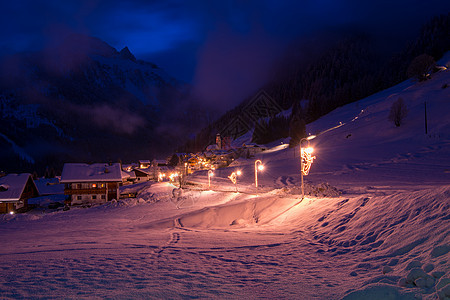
left=1, top=0, right=449, bottom=111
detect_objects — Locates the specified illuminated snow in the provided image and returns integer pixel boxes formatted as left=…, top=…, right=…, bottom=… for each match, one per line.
left=0, top=57, right=449, bottom=299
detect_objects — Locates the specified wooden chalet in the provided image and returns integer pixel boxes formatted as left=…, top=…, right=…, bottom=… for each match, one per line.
left=121, top=170, right=137, bottom=185
left=60, top=163, right=122, bottom=206
left=0, top=173, right=39, bottom=214
left=139, top=160, right=151, bottom=169
left=150, top=159, right=170, bottom=179
left=134, top=168, right=152, bottom=182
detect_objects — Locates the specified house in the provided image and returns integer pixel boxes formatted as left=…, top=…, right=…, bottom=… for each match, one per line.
left=242, top=143, right=267, bottom=157
left=34, top=177, right=65, bottom=196
left=0, top=173, right=39, bottom=214
left=133, top=168, right=152, bottom=182
left=139, top=160, right=151, bottom=169
left=121, top=170, right=136, bottom=185
left=60, top=163, right=122, bottom=206
left=150, top=159, right=170, bottom=179
left=122, top=163, right=137, bottom=172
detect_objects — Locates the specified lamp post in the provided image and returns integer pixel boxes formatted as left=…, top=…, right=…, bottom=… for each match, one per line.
left=300, top=135, right=316, bottom=199
left=208, top=169, right=214, bottom=189
left=254, top=160, right=264, bottom=191
left=228, top=170, right=241, bottom=192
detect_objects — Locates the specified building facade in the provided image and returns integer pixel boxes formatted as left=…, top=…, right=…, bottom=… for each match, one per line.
left=0, top=173, right=38, bottom=213
left=61, top=163, right=122, bottom=206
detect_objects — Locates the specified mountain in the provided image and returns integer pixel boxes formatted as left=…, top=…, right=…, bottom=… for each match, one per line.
left=0, top=34, right=189, bottom=174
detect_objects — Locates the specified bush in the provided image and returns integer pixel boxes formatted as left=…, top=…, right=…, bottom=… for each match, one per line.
left=407, top=54, right=436, bottom=81
left=389, top=97, right=408, bottom=127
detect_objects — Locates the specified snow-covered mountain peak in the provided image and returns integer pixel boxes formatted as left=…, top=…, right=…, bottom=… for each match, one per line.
left=119, top=46, right=136, bottom=62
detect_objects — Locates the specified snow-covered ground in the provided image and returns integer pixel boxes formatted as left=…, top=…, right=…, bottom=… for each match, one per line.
left=1, top=65, right=449, bottom=299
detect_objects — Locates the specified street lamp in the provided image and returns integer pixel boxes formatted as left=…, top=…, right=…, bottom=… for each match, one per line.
left=254, top=160, right=264, bottom=191
left=300, top=135, right=316, bottom=199
left=208, top=169, right=214, bottom=188
left=228, top=170, right=242, bottom=192
left=158, top=173, right=165, bottom=182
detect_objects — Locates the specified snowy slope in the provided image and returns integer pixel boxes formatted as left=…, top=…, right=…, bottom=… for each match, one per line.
left=0, top=65, right=449, bottom=299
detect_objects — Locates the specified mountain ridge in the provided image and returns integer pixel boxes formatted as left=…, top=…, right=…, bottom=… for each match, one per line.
left=0, top=34, right=187, bottom=174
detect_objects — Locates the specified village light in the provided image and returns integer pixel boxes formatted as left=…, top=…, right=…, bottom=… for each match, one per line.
left=169, top=172, right=179, bottom=182
left=300, top=136, right=317, bottom=200
left=9, top=211, right=14, bottom=215
left=208, top=169, right=214, bottom=188
left=254, top=160, right=264, bottom=190
left=228, top=170, right=242, bottom=192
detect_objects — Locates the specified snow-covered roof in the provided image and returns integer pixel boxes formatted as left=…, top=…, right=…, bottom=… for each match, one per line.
left=242, top=143, right=261, bottom=148
left=121, top=171, right=129, bottom=179
left=139, top=160, right=151, bottom=164
left=0, top=173, right=34, bottom=202
left=60, top=163, right=122, bottom=183
left=206, top=144, right=219, bottom=151
left=34, top=178, right=64, bottom=195
left=134, top=168, right=152, bottom=176
left=152, top=159, right=167, bottom=166
left=122, top=164, right=136, bottom=171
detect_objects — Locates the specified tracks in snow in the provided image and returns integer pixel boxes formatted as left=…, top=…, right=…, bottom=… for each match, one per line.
left=149, top=219, right=182, bottom=259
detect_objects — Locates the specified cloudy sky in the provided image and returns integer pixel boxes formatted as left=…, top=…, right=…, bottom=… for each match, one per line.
left=0, top=0, right=449, bottom=111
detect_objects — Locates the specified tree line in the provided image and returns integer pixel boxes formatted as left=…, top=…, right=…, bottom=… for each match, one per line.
left=181, top=13, right=449, bottom=152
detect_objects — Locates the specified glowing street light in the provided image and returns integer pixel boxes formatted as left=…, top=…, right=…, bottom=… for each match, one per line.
left=228, top=170, right=242, bottom=192
left=158, top=173, right=166, bottom=182
left=208, top=169, right=214, bottom=188
left=169, top=172, right=179, bottom=182
left=254, top=159, right=264, bottom=191
left=300, top=135, right=316, bottom=199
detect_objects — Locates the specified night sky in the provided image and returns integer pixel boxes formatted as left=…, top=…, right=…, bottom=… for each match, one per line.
left=1, top=0, right=449, bottom=111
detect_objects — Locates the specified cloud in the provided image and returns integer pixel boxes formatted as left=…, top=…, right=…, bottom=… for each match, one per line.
left=86, top=104, right=147, bottom=135
left=65, top=103, right=146, bottom=135
left=192, top=25, right=283, bottom=113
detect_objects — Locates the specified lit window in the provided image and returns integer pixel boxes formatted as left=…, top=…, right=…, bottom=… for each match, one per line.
left=92, top=184, right=97, bottom=188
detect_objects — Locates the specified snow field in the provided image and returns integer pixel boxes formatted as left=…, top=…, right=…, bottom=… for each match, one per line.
left=1, top=182, right=448, bottom=299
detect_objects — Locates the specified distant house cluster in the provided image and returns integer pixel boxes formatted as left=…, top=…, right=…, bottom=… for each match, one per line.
left=1, top=132, right=267, bottom=213
left=183, top=134, right=267, bottom=172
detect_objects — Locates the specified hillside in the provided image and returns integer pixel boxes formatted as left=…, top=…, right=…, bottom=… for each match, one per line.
left=187, top=13, right=450, bottom=153
left=1, top=53, right=449, bottom=299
